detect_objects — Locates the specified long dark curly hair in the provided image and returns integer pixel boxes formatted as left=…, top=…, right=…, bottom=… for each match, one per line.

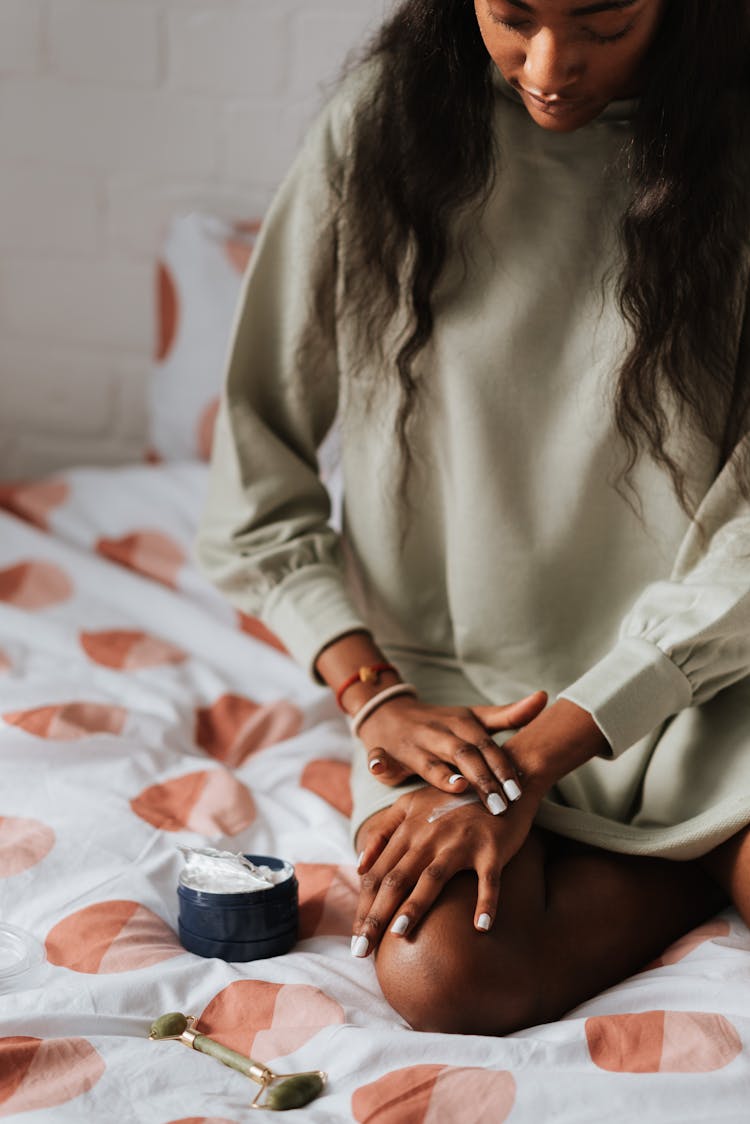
left=317, top=0, right=750, bottom=523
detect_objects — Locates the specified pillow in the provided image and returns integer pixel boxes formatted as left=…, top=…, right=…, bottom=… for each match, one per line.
left=150, top=212, right=260, bottom=463
left=149, top=211, right=342, bottom=526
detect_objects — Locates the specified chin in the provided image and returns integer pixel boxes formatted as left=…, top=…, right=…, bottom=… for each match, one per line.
left=524, top=100, right=602, bottom=133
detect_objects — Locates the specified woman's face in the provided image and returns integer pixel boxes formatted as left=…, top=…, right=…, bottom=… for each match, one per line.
left=474, top=0, right=668, bottom=131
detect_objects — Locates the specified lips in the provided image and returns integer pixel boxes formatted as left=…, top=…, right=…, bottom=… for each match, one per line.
left=521, top=86, right=583, bottom=111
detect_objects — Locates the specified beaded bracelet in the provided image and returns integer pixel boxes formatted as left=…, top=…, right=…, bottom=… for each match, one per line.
left=335, top=663, right=398, bottom=711
left=349, top=682, right=418, bottom=736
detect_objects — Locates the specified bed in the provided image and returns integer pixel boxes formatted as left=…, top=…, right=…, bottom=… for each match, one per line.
left=1, top=215, right=749, bottom=1124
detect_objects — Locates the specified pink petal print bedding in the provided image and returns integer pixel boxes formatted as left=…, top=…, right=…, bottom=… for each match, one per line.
left=0, top=462, right=747, bottom=1123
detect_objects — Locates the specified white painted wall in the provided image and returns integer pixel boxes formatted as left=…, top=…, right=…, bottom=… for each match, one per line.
left=0, top=0, right=385, bottom=476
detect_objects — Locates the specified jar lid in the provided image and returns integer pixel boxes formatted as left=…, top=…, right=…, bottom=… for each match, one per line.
left=0, top=923, right=45, bottom=993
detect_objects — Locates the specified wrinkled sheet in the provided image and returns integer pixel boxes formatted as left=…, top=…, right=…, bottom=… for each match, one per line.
left=0, top=462, right=748, bottom=1123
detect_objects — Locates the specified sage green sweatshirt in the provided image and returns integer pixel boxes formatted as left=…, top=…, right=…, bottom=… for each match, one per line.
left=196, top=65, right=750, bottom=858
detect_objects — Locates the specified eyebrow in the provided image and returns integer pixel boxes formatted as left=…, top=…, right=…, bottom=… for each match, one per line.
left=505, top=0, right=639, bottom=15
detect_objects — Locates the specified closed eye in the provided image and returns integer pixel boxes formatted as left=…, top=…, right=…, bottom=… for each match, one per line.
left=489, top=14, right=637, bottom=45
left=587, top=20, right=635, bottom=43
left=490, top=16, right=530, bottom=31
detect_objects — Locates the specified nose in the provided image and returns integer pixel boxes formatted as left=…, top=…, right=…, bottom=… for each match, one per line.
left=523, top=28, right=584, bottom=95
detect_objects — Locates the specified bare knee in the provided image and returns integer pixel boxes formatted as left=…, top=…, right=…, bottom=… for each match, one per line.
left=374, top=873, right=544, bottom=1036
left=700, top=825, right=750, bottom=927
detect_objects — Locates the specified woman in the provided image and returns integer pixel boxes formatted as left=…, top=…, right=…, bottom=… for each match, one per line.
left=196, top=0, right=750, bottom=1034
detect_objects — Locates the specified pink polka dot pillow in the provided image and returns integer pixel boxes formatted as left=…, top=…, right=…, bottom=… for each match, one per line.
left=149, top=213, right=261, bottom=463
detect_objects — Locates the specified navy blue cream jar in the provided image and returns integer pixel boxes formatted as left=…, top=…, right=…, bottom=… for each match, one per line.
left=177, top=854, right=298, bottom=961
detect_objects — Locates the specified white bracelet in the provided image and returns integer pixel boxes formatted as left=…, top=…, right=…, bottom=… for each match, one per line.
left=349, top=682, right=418, bottom=736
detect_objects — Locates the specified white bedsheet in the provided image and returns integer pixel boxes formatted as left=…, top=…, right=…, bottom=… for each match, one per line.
left=0, top=462, right=748, bottom=1123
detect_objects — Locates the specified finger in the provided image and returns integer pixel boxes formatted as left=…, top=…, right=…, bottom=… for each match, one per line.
left=433, top=736, right=509, bottom=815
left=356, top=802, right=407, bottom=873
left=353, top=856, right=426, bottom=956
left=471, top=690, right=548, bottom=732
left=416, top=751, right=470, bottom=793
left=496, top=744, right=523, bottom=803
left=410, top=722, right=504, bottom=809
left=368, top=738, right=470, bottom=795
left=429, top=719, right=525, bottom=812
left=474, top=863, right=502, bottom=933
left=382, top=852, right=461, bottom=942
left=366, top=745, right=411, bottom=786
left=354, top=847, right=417, bottom=958
left=456, top=729, right=524, bottom=803
left=353, top=829, right=413, bottom=953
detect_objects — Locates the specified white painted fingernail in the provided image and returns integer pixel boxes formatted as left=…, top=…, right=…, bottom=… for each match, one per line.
left=350, top=935, right=358, bottom=953
left=488, top=792, right=507, bottom=815
left=448, top=773, right=463, bottom=785
left=368, top=758, right=383, bottom=773
left=502, top=779, right=522, bottom=803
left=477, top=913, right=492, bottom=931
left=391, top=914, right=409, bottom=936
left=351, top=935, right=369, bottom=958
left=357, top=851, right=365, bottom=869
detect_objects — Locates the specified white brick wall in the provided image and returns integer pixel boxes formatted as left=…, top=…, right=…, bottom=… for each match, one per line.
left=0, top=0, right=385, bottom=476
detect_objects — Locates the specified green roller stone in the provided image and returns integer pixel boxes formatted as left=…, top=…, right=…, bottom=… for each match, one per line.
left=149, top=1012, right=189, bottom=1040
left=265, top=1073, right=326, bottom=1110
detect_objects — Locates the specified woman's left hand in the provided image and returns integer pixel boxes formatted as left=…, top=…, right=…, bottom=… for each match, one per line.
left=351, top=783, right=541, bottom=958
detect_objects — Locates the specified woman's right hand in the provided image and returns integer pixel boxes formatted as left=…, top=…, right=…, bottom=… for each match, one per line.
left=357, top=689, right=547, bottom=815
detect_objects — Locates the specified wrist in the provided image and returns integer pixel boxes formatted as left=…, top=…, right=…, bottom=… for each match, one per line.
left=313, top=631, right=403, bottom=713
left=505, top=698, right=610, bottom=796
left=339, top=667, right=403, bottom=716
left=350, top=682, right=418, bottom=736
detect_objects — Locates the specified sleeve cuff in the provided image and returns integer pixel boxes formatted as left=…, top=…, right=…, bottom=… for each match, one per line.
left=261, top=563, right=369, bottom=683
left=557, top=636, right=693, bottom=758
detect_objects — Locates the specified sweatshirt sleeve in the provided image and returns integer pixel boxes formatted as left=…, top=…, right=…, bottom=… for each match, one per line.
left=194, top=80, right=369, bottom=681
left=559, top=416, right=750, bottom=758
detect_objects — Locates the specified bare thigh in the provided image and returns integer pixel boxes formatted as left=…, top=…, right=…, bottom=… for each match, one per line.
left=700, top=822, right=750, bottom=926
left=373, top=826, right=728, bottom=1036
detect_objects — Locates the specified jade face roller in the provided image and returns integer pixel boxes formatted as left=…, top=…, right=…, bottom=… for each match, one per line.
left=148, top=1012, right=327, bottom=1111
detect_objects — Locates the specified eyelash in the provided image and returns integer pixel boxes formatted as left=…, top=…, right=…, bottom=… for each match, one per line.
left=491, top=17, right=635, bottom=44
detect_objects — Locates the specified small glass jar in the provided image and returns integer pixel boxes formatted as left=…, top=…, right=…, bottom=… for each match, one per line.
left=177, top=853, right=298, bottom=961
left=0, top=923, right=46, bottom=994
